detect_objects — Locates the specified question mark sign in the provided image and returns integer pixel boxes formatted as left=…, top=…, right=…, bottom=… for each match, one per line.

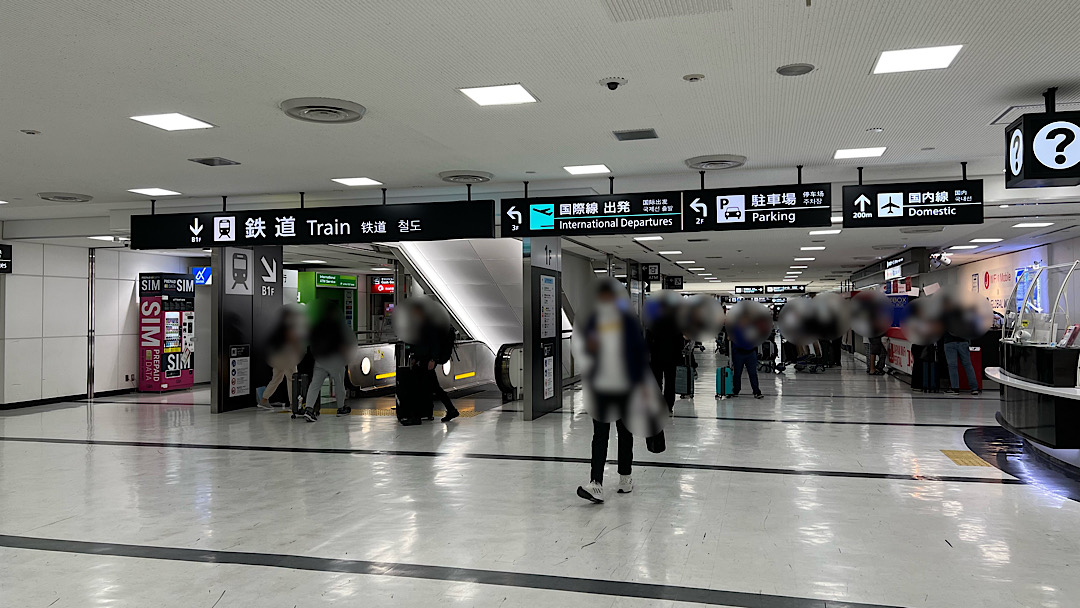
left=1034, top=121, right=1080, bottom=169
left=1048, top=127, right=1075, bottom=165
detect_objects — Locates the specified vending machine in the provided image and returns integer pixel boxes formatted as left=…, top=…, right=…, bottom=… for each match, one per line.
left=138, top=273, right=196, bottom=392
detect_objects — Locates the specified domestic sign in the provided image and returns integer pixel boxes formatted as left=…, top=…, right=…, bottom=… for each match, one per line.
left=371, top=276, right=395, bottom=294
left=765, top=284, right=805, bottom=294
left=684, top=183, right=832, bottom=230
left=0, top=244, right=12, bottom=274
left=502, top=192, right=682, bottom=237
left=316, top=273, right=357, bottom=289
left=663, top=276, right=684, bottom=290
left=842, top=180, right=983, bottom=228
left=643, top=263, right=661, bottom=281
left=130, top=200, right=496, bottom=249
left=1007, top=111, right=1080, bottom=188
left=735, top=286, right=764, bottom=295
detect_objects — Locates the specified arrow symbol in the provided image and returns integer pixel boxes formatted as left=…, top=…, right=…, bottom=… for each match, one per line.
left=190, top=218, right=204, bottom=236
left=506, top=205, right=523, bottom=225
left=261, top=257, right=277, bottom=282
left=854, top=195, right=872, bottom=213
left=689, top=197, right=706, bottom=218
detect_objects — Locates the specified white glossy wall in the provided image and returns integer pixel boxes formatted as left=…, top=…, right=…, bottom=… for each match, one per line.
left=0, top=243, right=197, bottom=404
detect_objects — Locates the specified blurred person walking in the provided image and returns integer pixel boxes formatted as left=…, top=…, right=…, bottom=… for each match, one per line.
left=303, top=306, right=354, bottom=422
left=576, top=280, right=652, bottom=504
left=257, top=306, right=306, bottom=410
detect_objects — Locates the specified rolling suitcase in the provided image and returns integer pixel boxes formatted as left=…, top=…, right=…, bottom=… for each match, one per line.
left=715, top=367, right=734, bottom=398
left=395, top=366, right=434, bottom=425
left=675, top=365, right=694, bottom=398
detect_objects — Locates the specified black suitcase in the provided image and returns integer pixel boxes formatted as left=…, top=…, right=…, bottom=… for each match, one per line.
left=395, top=366, right=434, bottom=424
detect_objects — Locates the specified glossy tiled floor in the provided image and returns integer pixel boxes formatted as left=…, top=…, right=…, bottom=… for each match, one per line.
left=1, top=353, right=1078, bottom=607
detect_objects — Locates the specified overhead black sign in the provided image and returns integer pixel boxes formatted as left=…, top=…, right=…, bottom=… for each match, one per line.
left=0, top=244, right=11, bottom=274
left=684, top=183, right=832, bottom=230
left=663, top=276, right=684, bottom=290
left=735, top=286, right=763, bottom=295
left=502, top=192, right=681, bottom=237
left=842, top=180, right=983, bottom=228
left=766, top=284, right=805, bottom=294
left=643, top=263, right=661, bottom=281
left=130, top=200, right=496, bottom=250
left=501, top=183, right=831, bottom=238
left=1007, top=111, right=1080, bottom=188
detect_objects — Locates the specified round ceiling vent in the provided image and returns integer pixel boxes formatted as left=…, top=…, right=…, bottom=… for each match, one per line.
left=280, top=97, right=366, bottom=124
left=776, top=63, right=816, bottom=77
left=439, top=170, right=493, bottom=184
left=685, top=155, right=747, bottom=171
left=38, top=192, right=93, bottom=203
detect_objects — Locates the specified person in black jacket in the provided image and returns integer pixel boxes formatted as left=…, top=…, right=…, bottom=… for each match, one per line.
left=302, top=306, right=354, bottom=422
left=646, top=309, right=683, bottom=412
left=405, top=304, right=459, bottom=424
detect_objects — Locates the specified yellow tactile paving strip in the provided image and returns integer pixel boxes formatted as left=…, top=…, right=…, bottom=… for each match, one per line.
left=940, top=450, right=992, bottom=467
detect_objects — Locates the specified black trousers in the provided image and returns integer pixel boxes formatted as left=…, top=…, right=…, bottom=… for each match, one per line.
left=589, top=392, right=633, bottom=484
left=651, top=362, right=676, bottom=409
left=424, top=367, right=456, bottom=413
left=732, top=349, right=761, bottom=396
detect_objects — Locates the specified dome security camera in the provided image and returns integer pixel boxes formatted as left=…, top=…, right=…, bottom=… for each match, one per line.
left=600, top=77, right=627, bottom=91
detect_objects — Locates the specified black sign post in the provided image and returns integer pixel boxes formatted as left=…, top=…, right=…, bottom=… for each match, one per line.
left=0, top=244, right=12, bottom=274
left=842, top=180, right=983, bottom=228
left=1006, top=111, right=1080, bottom=188
left=131, top=200, right=496, bottom=249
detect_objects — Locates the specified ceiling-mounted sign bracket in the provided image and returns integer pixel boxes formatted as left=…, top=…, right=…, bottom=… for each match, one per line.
left=961, top=161, right=968, bottom=181
left=857, top=167, right=864, bottom=186
left=608, top=176, right=614, bottom=195
left=1045, top=86, right=1058, bottom=113
left=299, top=192, right=305, bottom=209
left=797, top=165, right=804, bottom=185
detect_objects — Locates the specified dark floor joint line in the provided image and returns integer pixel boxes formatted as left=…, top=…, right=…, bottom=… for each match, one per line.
left=0, top=534, right=908, bottom=608
left=0, top=436, right=1022, bottom=485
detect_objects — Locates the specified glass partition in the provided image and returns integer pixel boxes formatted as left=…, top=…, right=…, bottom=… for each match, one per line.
left=1005, top=262, right=1080, bottom=345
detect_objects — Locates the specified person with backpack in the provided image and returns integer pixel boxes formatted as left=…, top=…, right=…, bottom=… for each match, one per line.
left=403, top=300, right=459, bottom=424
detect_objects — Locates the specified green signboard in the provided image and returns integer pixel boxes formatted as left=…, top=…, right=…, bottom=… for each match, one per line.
left=315, top=273, right=357, bottom=289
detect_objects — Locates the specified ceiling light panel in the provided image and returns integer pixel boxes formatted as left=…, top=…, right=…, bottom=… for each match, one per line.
left=658, top=251, right=682, bottom=255
left=809, top=229, right=842, bottom=235
left=794, top=257, right=816, bottom=261
left=331, top=177, right=383, bottom=186
left=970, top=238, right=1003, bottom=243
left=128, top=188, right=181, bottom=196
left=873, top=45, right=963, bottom=74
left=129, top=113, right=214, bottom=131
left=801, top=246, right=826, bottom=251
left=1013, top=222, right=1054, bottom=228
left=459, top=84, right=537, bottom=106
left=949, top=245, right=978, bottom=250
left=564, top=164, right=611, bottom=175
left=634, top=236, right=662, bottom=241
left=834, top=147, right=887, bottom=159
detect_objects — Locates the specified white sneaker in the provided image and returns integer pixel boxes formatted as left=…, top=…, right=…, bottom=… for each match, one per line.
left=617, top=475, right=633, bottom=494
left=576, top=481, right=604, bottom=504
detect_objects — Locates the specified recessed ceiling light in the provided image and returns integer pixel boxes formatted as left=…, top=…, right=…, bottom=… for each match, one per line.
left=689, top=267, right=705, bottom=271
left=128, top=188, right=181, bottom=196
left=634, top=236, right=662, bottom=241
left=614, top=274, right=627, bottom=278
left=564, top=164, right=611, bottom=175
left=787, top=271, right=803, bottom=275
left=676, top=261, right=696, bottom=264
left=0, top=200, right=8, bottom=205
left=593, top=269, right=607, bottom=273
left=794, top=257, right=816, bottom=261
left=970, top=238, right=1003, bottom=243
left=331, top=177, right=383, bottom=186
left=949, top=245, right=978, bottom=250
left=783, top=278, right=797, bottom=282
left=872, top=45, right=963, bottom=74
left=1013, top=222, right=1054, bottom=228
left=459, top=84, right=537, bottom=106
left=699, top=273, right=713, bottom=276
left=87, top=236, right=117, bottom=241
left=830, top=216, right=842, bottom=223
left=301, top=260, right=327, bottom=264
left=834, top=147, right=887, bottom=159
left=791, top=265, right=808, bottom=269
left=129, top=113, right=214, bottom=131
left=658, top=250, right=682, bottom=255
left=801, top=246, right=826, bottom=251
left=999, top=204, right=1010, bottom=208
left=371, top=267, right=391, bottom=271
left=809, top=229, right=841, bottom=235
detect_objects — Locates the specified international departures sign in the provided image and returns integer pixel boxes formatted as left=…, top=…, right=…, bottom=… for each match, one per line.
left=841, top=180, right=983, bottom=228
left=501, top=183, right=832, bottom=237
left=129, top=200, right=496, bottom=250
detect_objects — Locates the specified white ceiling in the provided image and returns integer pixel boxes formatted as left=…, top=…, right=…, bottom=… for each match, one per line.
left=3, top=0, right=1080, bottom=288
